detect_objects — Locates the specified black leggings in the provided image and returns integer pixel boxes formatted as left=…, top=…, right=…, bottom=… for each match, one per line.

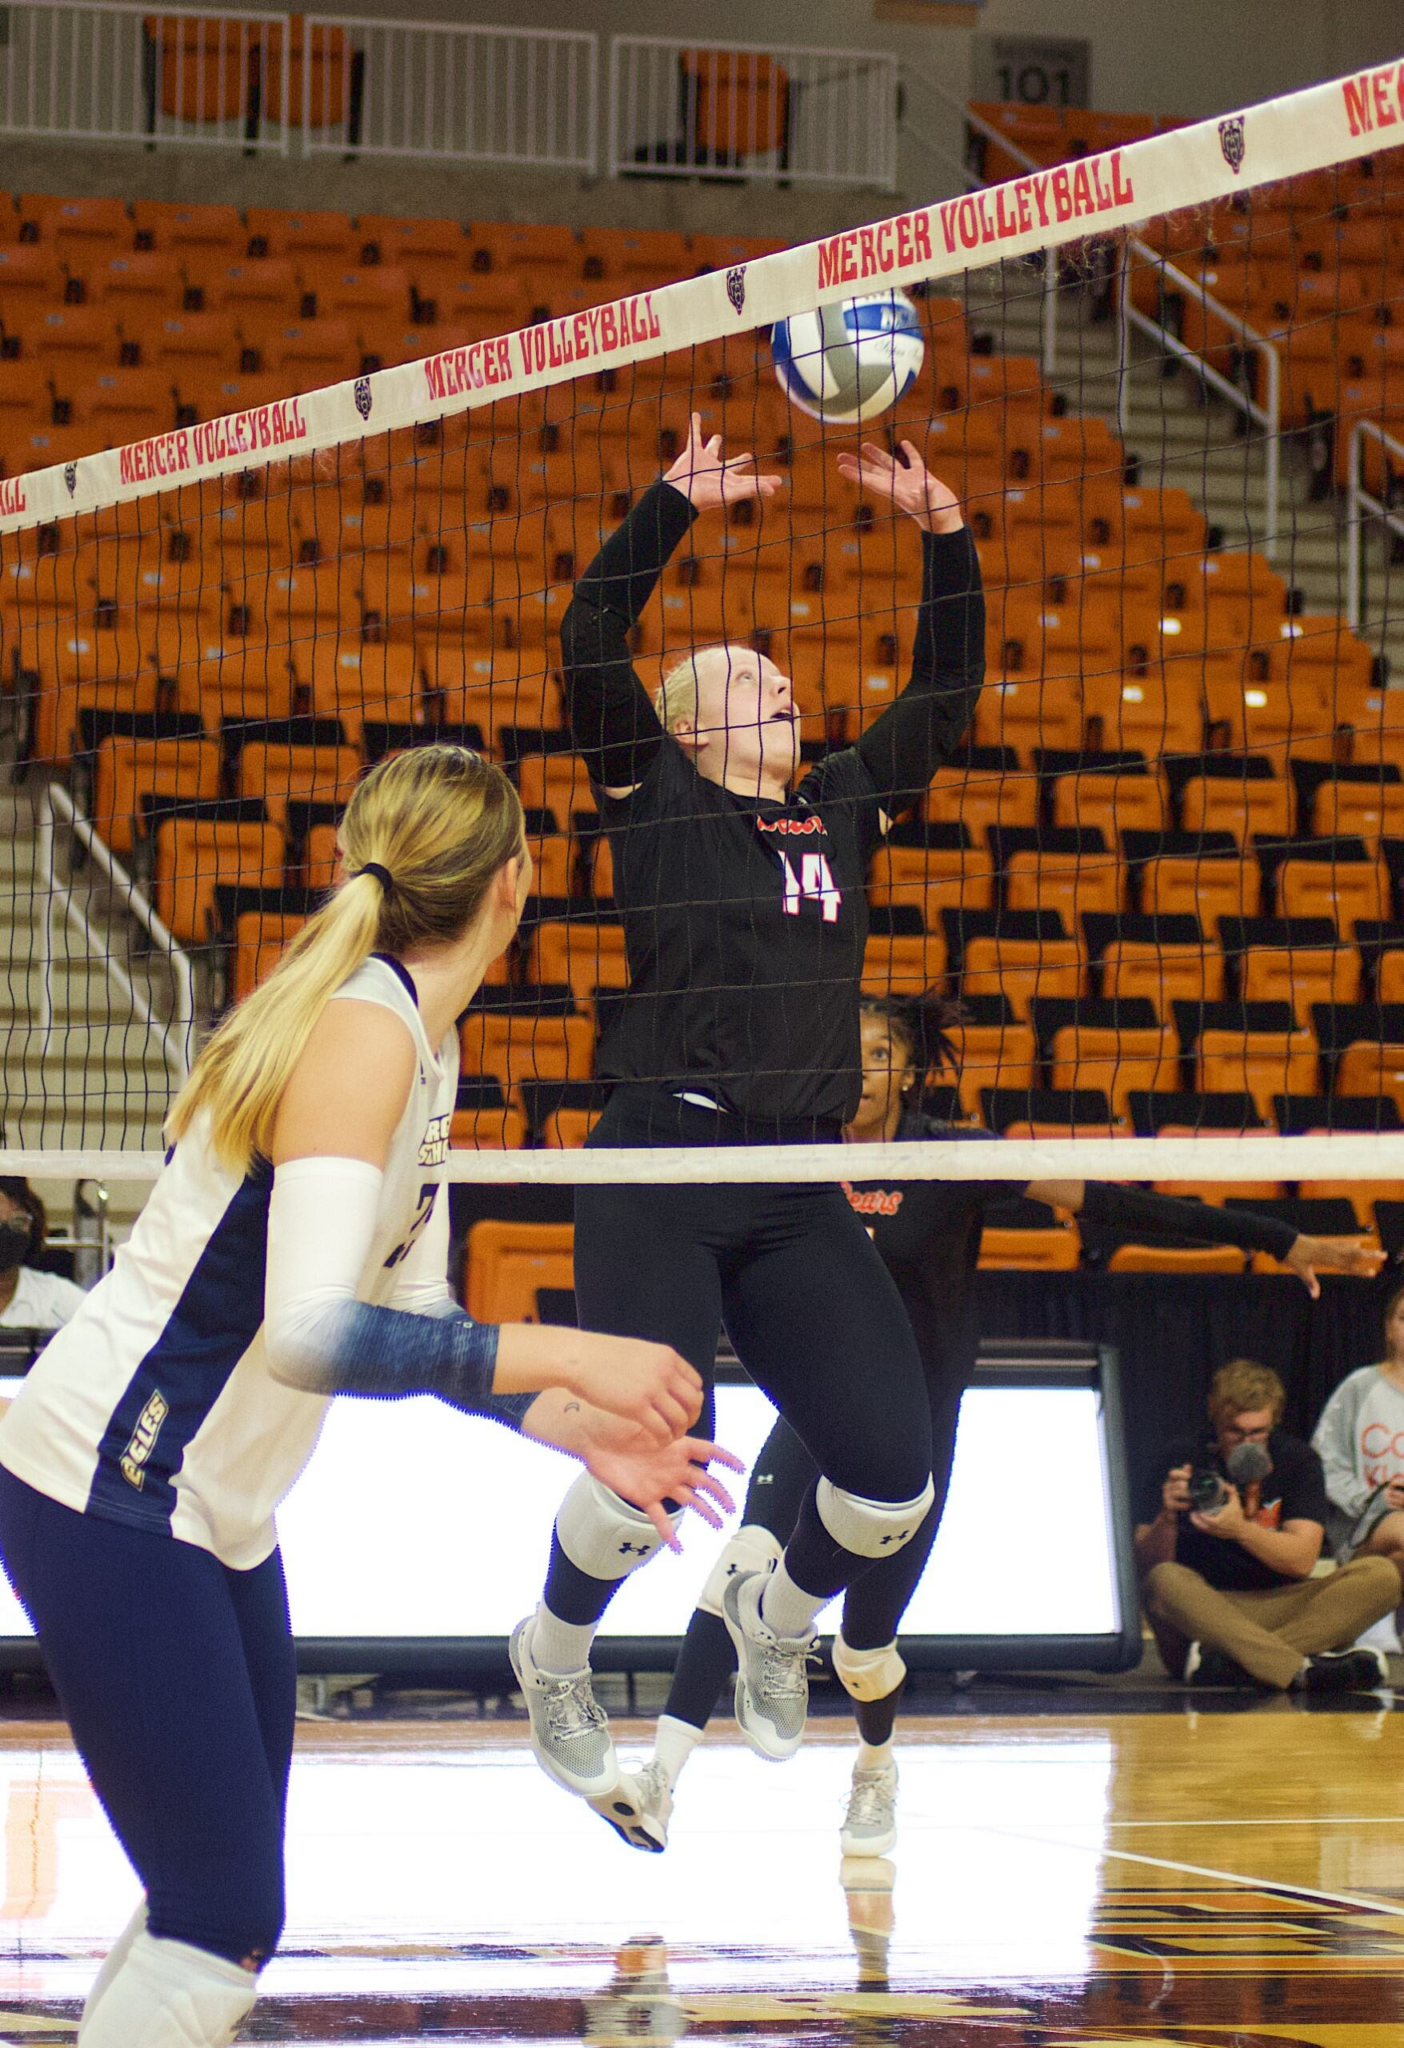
left=572, top=1093, right=932, bottom=1504
left=0, top=1465, right=294, bottom=1968
left=663, top=1324, right=967, bottom=1731
left=742, top=1340, right=963, bottom=1649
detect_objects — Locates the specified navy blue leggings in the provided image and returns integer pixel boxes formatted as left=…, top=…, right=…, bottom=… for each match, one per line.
left=0, top=1465, right=294, bottom=1967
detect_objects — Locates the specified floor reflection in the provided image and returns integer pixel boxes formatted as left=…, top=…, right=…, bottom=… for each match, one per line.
left=0, top=1712, right=1401, bottom=2042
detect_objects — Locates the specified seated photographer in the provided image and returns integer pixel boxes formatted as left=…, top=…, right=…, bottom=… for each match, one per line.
left=1313, top=1282, right=1404, bottom=1615
left=0, top=1179, right=85, bottom=1330
left=1135, top=1358, right=1400, bottom=1692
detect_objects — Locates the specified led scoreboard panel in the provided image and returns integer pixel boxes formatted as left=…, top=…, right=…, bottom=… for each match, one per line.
left=0, top=1343, right=1139, bottom=1672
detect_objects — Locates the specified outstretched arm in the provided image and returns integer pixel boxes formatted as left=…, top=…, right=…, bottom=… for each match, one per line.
left=560, top=413, right=782, bottom=797
left=846, top=442, right=985, bottom=826
left=1029, top=1177, right=1387, bottom=1294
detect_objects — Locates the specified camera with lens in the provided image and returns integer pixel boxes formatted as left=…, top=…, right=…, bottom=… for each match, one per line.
left=1186, top=1440, right=1273, bottom=1516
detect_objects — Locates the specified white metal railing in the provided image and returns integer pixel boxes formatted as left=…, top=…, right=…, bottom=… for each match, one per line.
left=608, top=36, right=897, bottom=190
left=301, top=16, right=597, bottom=169
left=900, top=74, right=1284, bottom=558
left=37, top=782, right=195, bottom=1085
left=0, top=2, right=289, bottom=152
left=1116, top=247, right=1283, bottom=563
left=1346, top=419, right=1404, bottom=632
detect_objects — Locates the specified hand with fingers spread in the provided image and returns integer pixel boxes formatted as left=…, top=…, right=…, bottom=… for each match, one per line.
left=836, top=439, right=962, bottom=534
left=663, top=411, right=785, bottom=515
left=578, top=1421, right=744, bottom=1550
left=1281, top=1234, right=1389, bottom=1298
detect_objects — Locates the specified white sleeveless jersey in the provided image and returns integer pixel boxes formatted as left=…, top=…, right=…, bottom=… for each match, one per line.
left=0, top=956, right=458, bottom=1569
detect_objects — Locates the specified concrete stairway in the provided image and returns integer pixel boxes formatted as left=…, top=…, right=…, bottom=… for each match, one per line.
left=0, top=779, right=178, bottom=1159
left=960, top=257, right=1404, bottom=687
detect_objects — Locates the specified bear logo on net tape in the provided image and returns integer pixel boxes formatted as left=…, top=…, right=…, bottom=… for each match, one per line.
left=63, top=463, right=77, bottom=497
left=1219, top=115, right=1247, bottom=174
left=726, top=266, right=747, bottom=316
left=354, top=375, right=373, bottom=421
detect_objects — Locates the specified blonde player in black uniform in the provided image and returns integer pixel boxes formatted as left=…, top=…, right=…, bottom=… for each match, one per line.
left=510, top=416, right=986, bottom=1828
left=0, top=746, right=734, bottom=2048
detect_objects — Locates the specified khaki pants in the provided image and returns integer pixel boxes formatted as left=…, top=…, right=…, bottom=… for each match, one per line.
left=1143, top=1555, right=1401, bottom=1690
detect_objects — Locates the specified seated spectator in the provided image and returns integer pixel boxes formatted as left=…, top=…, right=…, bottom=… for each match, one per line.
left=1313, top=1283, right=1404, bottom=1619
left=1135, top=1358, right=1400, bottom=1692
left=0, top=1179, right=87, bottom=1331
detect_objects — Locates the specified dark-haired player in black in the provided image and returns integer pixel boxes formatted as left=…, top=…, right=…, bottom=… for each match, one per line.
left=510, top=415, right=985, bottom=1820
left=613, top=990, right=1384, bottom=1856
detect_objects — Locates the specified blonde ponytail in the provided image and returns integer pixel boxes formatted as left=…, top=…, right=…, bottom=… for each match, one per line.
left=168, top=745, right=524, bottom=1173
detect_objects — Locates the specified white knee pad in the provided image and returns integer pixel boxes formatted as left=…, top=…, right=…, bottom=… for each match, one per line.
left=833, top=1631, right=907, bottom=1703
left=555, top=1472, right=681, bottom=1581
left=78, top=1930, right=256, bottom=2047
left=816, top=1475, right=935, bottom=1560
left=699, top=1523, right=783, bottom=1618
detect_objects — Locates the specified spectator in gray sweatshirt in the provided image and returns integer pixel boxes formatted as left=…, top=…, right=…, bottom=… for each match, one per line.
left=1313, top=1285, right=1404, bottom=1640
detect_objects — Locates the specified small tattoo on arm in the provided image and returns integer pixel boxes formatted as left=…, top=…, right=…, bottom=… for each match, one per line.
left=564, top=1401, right=581, bottom=1415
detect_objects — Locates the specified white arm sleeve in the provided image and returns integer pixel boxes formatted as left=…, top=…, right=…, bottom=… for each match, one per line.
left=263, top=1157, right=519, bottom=1416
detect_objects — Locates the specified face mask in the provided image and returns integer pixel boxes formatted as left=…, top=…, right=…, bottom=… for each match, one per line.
left=0, top=1219, right=32, bottom=1271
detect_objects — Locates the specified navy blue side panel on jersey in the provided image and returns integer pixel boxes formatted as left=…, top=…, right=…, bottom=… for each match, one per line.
left=86, top=1158, right=275, bottom=1532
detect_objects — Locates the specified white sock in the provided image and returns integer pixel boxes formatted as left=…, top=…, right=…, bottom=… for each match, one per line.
left=78, top=1929, right=257, bottom=2047
left=759, top=1558, right=826, bottom=1639
left=82, top=1900, right=148, bottom=2026
left=652, top=1714, right=703, bottom=1788
left=530, top=1602, right=597, bottom=1676
left=857, top=1739, right=894, bottom=1772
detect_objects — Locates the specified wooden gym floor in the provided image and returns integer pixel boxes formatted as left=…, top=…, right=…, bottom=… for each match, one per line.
left=0, top=1698, right=1403, bottom=2043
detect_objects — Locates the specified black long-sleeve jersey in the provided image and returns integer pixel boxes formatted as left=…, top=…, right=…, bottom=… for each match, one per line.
left=559, top=480, right=985, bottom=1128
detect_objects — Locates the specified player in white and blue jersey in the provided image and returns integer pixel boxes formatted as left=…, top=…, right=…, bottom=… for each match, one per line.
left=0, top=744, right=733, bottom=2048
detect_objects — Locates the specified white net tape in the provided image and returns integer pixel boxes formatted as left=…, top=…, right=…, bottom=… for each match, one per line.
left=0, top=63, right=1393, bottom=538
left=4, top=1136, right=1403, bottom=1183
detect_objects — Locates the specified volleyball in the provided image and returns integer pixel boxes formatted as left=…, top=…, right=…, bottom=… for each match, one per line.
left=770, top=289, right=924, bottom=425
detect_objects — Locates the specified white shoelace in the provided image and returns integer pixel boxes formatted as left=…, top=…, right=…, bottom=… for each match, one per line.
left=540, top=1672, right=606, bottom=1744
left=845, top=1769, right=895, bottom=1827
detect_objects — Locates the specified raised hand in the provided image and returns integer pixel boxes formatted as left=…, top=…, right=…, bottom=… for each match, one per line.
left=662, top=412, right=785, bottom=514
left=1282, top=1234, right=1390, bottom=1298
left=836, top=439, right=962, bottom=534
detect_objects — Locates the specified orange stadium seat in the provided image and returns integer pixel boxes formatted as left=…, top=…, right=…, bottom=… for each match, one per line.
left=1180, top=774, right=1292, bottom=841
left=459, top=1010, right=595, bottom=1090
left=945, top=1016, right=1037, bottom=1118
left=861, top=931, right=947, bottom=999
left=1102, top=939, right=1226, bottom=1009
left=450, top=1108, right=527, bottom=1152
left=1198, top=1028, right=1319, bottom=1119
left=1277, top=855, right=1388, bottom=930
left=541, top=1108, right=603, bottom=1149
left=1109, top=1243, right=1247, bottom=1275
left=1313, top=779, right=1404, bottom=843
left=927, top=764, right=1038, bottom=835
left=301, top=822, right=339, bottom=892
left=154, top=819, right=286, bottom=945
left=1051, top=769, right=1166, bottom=839
left=1048, top=1024, right=1180, bottom=1120
left=527, top=921, right=628, bottom=1006
left=963, top=935, right=1082, bottom=1017
left=978, top=1219, right=1080, bottom=1271
left=237, top=742, right=362, bottom=828
left=1142, top=855, right=1260, bottom=924
left=869, top=842, right=994, bottom=920
left=1004, top=847, right=1123, bottom=925
left=93, top=736, right=221, bottom=856
left=464, top=1221, right=574, bottom=1324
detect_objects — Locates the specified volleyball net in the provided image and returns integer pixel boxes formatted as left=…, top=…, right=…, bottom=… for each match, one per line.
left=3, top=58, right=1404, bottom=1226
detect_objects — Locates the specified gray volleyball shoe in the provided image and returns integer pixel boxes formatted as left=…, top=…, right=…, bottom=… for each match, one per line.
left=721, top=1570, right=816, bottom=1761
left=509, top=1616, right=619, bottom=1799
left=588, top=1758, right=673, bottom=1852
left=840, top=1759, right=899, bottom=1857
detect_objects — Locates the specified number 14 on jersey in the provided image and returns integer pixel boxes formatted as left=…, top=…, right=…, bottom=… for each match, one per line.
left=779, top=851, right=842, bottom=923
